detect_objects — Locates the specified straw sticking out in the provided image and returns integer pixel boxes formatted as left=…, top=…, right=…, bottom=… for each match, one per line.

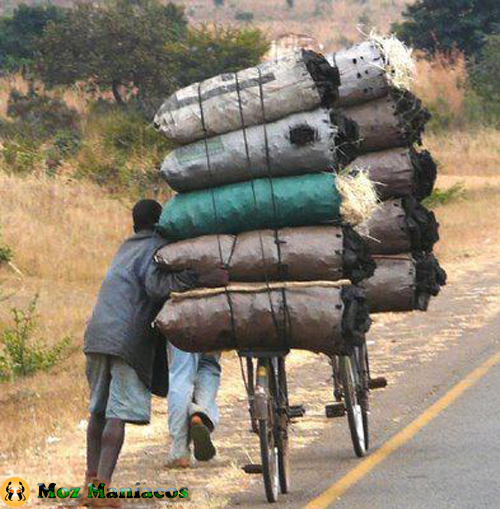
left=370, top=31, right=416, bottom=89
left=337, top=168, right=379, bottom=226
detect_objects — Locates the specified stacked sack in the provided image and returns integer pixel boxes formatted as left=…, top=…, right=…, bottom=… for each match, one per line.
left=152, top=50, right=379, bottom=356
left=325, top=36, right=447, bottom=313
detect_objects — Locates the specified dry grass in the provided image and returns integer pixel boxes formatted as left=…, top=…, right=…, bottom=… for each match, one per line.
left=412, top=52, right=468, bottom=118
left=0, top=172, right=131, bottom=457
left=0, top=172, right=130, bottom=282
left=172, top=0, right=409, bottom=52
left=424, top=128, right=500, bottom=177
left=423, top=127, right=500, bottom=264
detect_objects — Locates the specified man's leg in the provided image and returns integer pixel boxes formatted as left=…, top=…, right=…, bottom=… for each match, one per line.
left=189, top=353, right=222, bottom=461
left=86, top=357, right=150, bottom=507
left=191, top=353, right=221, bottom=429
left=97, top=418, right=125, bottom=482
left=166, top=344, right=199, bottom=466
left=86, top=412, right=106, bottom=480
left=85, top=354, right=110, bottom=483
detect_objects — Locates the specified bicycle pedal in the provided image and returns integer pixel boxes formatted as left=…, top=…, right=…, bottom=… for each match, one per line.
left=242, top=463, right=263, bottom=474
left=289, top=404, right=306, bottom=418
left=325, top=403, right=346, bottom=418
left=369, top=377, right=388, bottom=390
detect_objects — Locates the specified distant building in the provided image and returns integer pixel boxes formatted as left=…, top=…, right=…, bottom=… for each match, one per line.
left=264, top=33, right=324, bottom=61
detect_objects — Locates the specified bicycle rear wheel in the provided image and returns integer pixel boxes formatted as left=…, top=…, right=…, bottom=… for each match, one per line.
left=340, top=352, right=368, bottom=457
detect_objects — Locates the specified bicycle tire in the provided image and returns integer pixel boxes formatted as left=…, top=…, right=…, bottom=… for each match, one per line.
left=259, top=417, right=279, bottom=503
left=340, top=354, right=367, bottom=457
left=276, top=357, right=289, bottom=494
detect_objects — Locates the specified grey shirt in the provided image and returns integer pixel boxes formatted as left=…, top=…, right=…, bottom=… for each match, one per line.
left=83, top=230, right=197, bottom=389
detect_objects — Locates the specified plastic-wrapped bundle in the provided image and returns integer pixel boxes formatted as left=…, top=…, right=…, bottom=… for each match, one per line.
left=155, top=225, right=375, bottom=284
left=154, top=50, right=339, bottom=144
left=156, top=171, right=378, bottom=240
left=358, top=197, right=439, bottom=254
left=155, top=283, right=370, bottom=355
left=355, top=148, right=437, bottom=201
left=362, top=253, right=447, bottom=312
left=328, top=37, right=415, bottom=107
left=160, top=109, right=358, bottom=192
left=328, top=41, right=389, bottom=107
left=342, top=88, right=430, bottom=153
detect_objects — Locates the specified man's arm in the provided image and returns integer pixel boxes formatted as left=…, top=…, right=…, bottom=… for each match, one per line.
left=144, top=259, right=198, bottom=303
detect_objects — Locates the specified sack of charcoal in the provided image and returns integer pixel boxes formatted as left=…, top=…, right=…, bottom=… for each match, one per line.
left=155, top=283, right=371, bottom=356
left=154, top=49, right=339, bottom=144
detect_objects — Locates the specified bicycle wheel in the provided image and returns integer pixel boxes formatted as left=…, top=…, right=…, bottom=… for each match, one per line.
left=359, top=344, right=370, bottom=450
left=257, top=361, right=279, bottom=503
left=275, top=357, right=289, bottom=494
left=340, top=353, right=367, bottom=457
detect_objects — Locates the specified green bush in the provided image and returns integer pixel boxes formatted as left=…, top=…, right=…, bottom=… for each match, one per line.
left=393, top=0, right=500, bottom=58
left=74, top=106, right=173, bottom=195
left=0, top=231, right=13, bottom=265
left=235, top=11, right=254, bottom=22
left=0, top=4, right=68, bottom=73
left=6, top=88, right=80, bottom=139
left=469, top=34, right=500, bottom=124
left=0, top=296, right=72, bottom=381
left=1, top=139, right=41, bottom=174
left=422, top=183, right=466, bottom=208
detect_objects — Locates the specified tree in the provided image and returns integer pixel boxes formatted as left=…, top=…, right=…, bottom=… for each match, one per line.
left=38, top=0, right=187, bottom=105
left=164, top=25, right=269, bottom=89
left=38, top=0, right=269, bottom=116
left=470, top=34, right=500, bottom=109
left=0, top=4, right=68, bottom=73
left=393, top=0, right=500, bottom=58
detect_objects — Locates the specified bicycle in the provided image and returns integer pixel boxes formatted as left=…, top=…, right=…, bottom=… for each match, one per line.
left=240, top=350, right=293, bottom=503
left=327, top=343, right=370, bottom=456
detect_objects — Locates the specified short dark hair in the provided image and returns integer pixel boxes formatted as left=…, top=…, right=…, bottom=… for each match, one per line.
left=132, top=199, right=162, bottom=232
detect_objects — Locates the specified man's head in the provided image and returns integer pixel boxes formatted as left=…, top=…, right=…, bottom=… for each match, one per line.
left=132, top=199, right=162, bottom=233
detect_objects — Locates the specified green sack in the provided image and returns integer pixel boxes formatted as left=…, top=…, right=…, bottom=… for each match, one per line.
left=157, top=173, right=343, bottom=241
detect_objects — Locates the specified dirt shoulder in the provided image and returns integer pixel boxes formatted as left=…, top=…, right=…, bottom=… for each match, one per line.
left=2, top=254, right=499, bottom=508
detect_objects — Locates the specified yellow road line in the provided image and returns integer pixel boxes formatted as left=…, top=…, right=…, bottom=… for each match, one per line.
left=306, top=348, right=500, bottom=509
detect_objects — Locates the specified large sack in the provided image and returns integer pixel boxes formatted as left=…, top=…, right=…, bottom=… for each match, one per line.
left=358, top=197, right=439, bottom=254
left=342, top=88, right=430, bottom=153
left=160, top=109, right=358, bottom=192
left=155, top=225, right=375, bottom=284
left=328, top=37, right=415, bottom=107
left=355, top=148, right=437, bottom=200
left=362, top=253, right=447, bottom=312
left=156, top=171, right=378, bottom=240
left=328, top=41, right=388, bottom=107
left=154, top=50, right=339, bottom=144
left=155, top=283, right=370, bottom=355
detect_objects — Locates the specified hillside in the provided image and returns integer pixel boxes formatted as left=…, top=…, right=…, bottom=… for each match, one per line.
left=0, top=0, right=410, bottom=52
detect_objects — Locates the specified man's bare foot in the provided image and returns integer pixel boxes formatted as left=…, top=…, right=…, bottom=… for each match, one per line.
left=164, top=457, right=191, bottom=469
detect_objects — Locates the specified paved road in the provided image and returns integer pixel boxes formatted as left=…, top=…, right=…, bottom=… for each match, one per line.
left=331, top=337, right=500, bottom=509
left=231, top=265, right=500, bottom=508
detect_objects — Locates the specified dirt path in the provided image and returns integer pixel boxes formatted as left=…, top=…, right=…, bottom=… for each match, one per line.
left=2, top=256, right=500, bottom=508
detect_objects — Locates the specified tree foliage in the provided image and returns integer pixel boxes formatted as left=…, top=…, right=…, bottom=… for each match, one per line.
left=164, top=25, right=269, bottom=90
left=394, top=0, right=500, bottom=57
left=37, top=0, right=269, bottom=115
left=0, top=4, right=67, bottom=72
left=470, top=34, right=500, bottom=109
left=38, top=0, right=187, bottom=105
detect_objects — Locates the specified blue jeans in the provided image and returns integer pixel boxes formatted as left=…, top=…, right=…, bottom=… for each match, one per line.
left=167, top=344, right=221, bottom=460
